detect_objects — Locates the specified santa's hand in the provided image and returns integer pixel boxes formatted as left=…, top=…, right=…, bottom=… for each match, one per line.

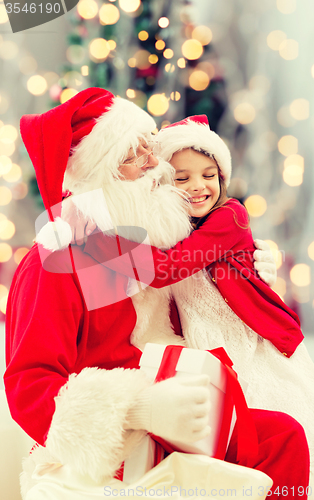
left=253, top=239, right=277, bottom=287
left=61, top=196, right=96, bottom=245
left=125, top=375, right=211, bottom=443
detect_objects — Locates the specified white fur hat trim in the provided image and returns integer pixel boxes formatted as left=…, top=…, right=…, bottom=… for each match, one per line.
left=157, top=120, right=232, bottom=186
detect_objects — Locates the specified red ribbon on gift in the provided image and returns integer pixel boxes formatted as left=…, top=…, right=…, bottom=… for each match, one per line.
left=149, top=345, right=259, bottom=463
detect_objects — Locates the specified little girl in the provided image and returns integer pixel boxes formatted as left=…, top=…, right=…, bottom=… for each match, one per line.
left=156, top=115, right=314, bottom=484
left=81, top=115, right=314, bottom=483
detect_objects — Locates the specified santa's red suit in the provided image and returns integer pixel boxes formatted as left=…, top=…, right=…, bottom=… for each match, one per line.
left=4, top=89, right=310, bottom=498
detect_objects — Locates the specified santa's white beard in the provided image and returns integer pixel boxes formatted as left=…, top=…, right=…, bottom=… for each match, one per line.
left=73, top=159, right=193, bottom=249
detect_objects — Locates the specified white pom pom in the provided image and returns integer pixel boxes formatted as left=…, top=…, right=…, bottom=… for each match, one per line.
left=36, top=217, right=72, bottom=251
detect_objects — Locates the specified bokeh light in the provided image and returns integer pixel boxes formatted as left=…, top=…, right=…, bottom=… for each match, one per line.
left=267, top=30, right=287, bottom=51
left=163, top=48, right=174, bottom=59
left=0, top=142, right=15, bottom=156
left=177, top=58, right=186, bottom=68
left=189, top=70, right=210, bottom=91
left=0, top=284, right=8, bottom=300
left=119, top=0, right=141, bottom=13
left=279, top=39, right=298, bottom=60
left=128, top=58, right=136, bottom=68
left=0, top=3, right=9, bottom=24
left=0, top=243, right=12, bottom=262
left=278, top=135, right=298, bottom=156
left=138, top=30, right=149, bottom=41
left=155, top=40, right=166, bottom=51
left=108, top=40, right=117, bottom=50
left=283, top=154, right=304, bottom=187
left=14, top=247, right=29, bottom=265
left=147, top=94, right=169, bottom=116
left=192, top=26, right=213, bottom=45
left=27, top=75, right=48, bottom=96
left=289, top=99, right=309, bottom=120
left=60, top=89, right=78, bottom=104
left=165, top=63, right=175, bottom=73
left=0, top=293, right=7, bottom=314
left=77, top=0, right=98, bottom=19
left=89, top=38, right=110, bottom=62
left=0, top=186, right=12, bottom=205
left=277, top=0, right=296, bottom=14
left=81, top=65, right=89, bottom=76
left=170, top=91, right=181, bottom=101
left=158, top=17, right=169, bottom=28
left=182, top=39, right=203, bottom=60
left=284, top=154, right=304, bottom=170
left=0, top=219, right=15, bottom=240
left=290, top=263, right=311, bottom=287
left=0, top=125, right=18, bottom=144
left=283, top=165, right=303, bottom=186
left=244, top=195, right=267, bottom=217
left=3, top=163, right=22, bottom=183
left=0, top=41, right=18, bottom=60
left=149, top=54, right=158, bottom=64
left=234, top=103, right=256, bottom=124
left=308, top=242, right=314, bottom=261
left=99, top=3, right=120, bottom=24
left=0, top=155, right=12, bottom=175
left=126, top=89, right=136, bottom=98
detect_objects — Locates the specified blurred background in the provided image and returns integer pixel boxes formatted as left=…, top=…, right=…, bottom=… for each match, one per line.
left=0, top=0, right=314, bottom=377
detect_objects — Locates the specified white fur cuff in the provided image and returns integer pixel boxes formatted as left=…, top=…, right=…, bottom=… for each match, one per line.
left=45, top=367, right=150, bottom=484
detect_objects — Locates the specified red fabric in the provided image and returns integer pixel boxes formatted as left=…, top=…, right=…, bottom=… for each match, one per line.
left=4, top=243, right=141, bottom=445
left=226, top=409, right=310, bottom=500
left=164, top=114, right=209, bottom=129
left=83, top=198, right=303, bottom=357
left=20, top=88, right=114, bottom=220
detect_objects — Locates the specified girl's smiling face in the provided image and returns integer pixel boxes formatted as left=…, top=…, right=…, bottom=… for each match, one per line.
left=171, top=148, right=220, bottom=218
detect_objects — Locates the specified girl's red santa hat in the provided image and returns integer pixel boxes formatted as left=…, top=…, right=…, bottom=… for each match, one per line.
left=20, top=87, right=156, bottom=221
left=157, top=115, right=232, bottom=186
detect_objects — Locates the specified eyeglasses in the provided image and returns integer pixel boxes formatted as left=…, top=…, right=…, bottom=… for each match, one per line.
left=121, top=141, right=161, bottom=169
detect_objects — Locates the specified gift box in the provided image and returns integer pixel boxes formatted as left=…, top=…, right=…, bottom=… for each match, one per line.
left=140, top=343, right=244, bottom=457
left=123, top=344, right=256, bottom=484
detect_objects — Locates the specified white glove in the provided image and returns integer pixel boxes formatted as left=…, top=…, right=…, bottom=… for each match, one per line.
left=125, top=375, right=211, bottom=443
left=61, top=196, right=96, bottom=246
left=253, top=239, right=277, bottom=287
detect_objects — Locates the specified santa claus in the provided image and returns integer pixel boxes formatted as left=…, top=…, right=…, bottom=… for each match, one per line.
left=4, top=88, right=309, bottom=499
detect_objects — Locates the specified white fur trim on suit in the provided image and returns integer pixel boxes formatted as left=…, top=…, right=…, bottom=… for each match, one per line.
left=157, top=120, right=232, bottom=186
left=44, top=367, right=150, bottom=484
left=63, top=97, right=156, bottom=195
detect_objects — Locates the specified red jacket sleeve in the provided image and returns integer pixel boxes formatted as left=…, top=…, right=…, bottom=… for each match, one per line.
left=83, top=200, right=250, bottom=289
left=4, top=248, right=83, bottom=445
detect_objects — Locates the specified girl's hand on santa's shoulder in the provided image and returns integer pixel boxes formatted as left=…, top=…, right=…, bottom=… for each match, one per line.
left=253, top=239, right=277, bottom=287
left=61, top=196, right=96, bottom=246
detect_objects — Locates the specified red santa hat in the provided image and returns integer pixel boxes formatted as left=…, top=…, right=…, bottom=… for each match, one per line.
left=20, top=87, right=156, bottom=221
left=157, top=115, right=232, bottom=186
